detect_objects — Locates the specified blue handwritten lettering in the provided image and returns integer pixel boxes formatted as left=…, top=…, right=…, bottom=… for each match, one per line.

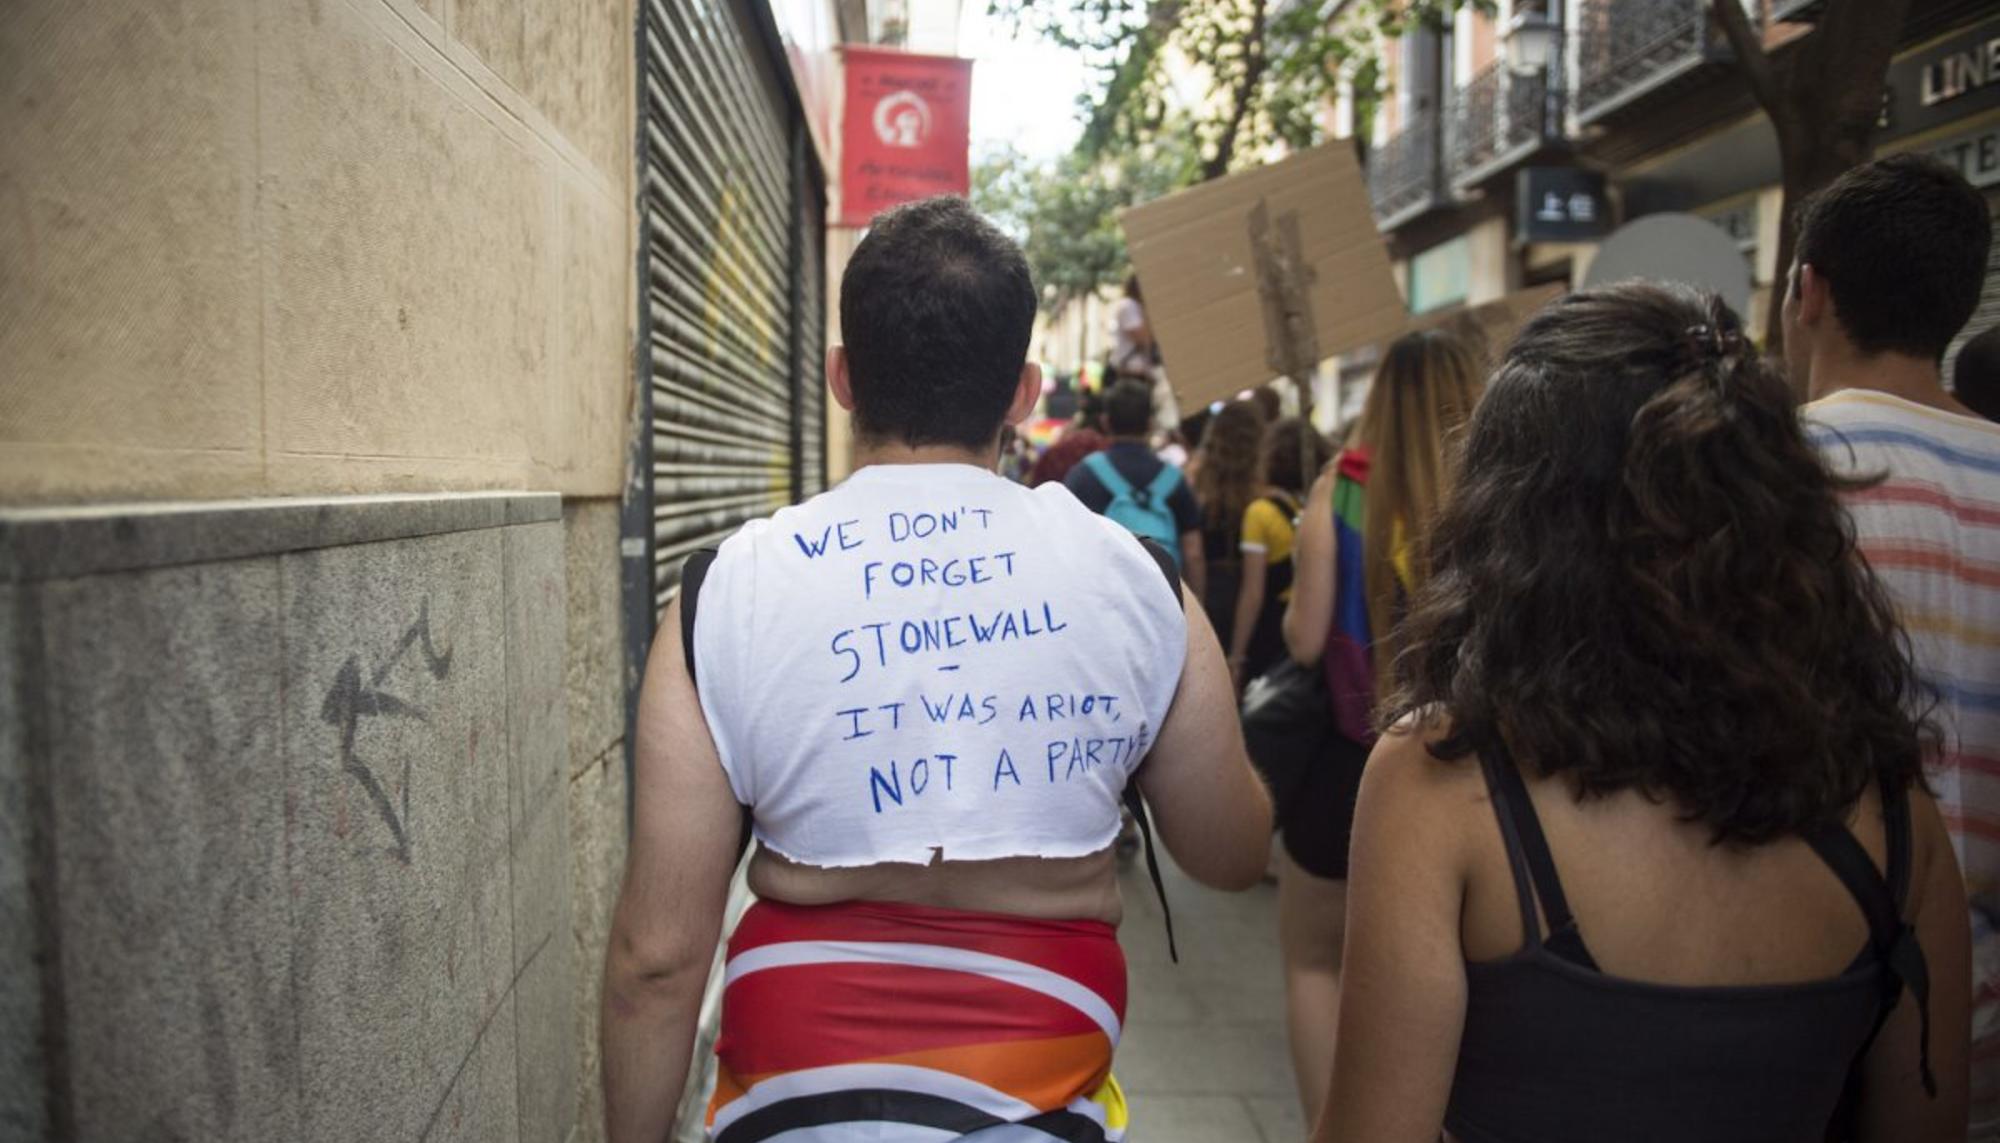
left=862, top=622, right=891, bottom=666
left=837, top=707, right=872, bottom=740
left=880, top=701, right=904, bottom=730
left=870, top=761, right=903, bottom=813
left=920, top=693, right=950, bottom=723
left=970, top=611, right=1002, bottom=644
left=937, top=753, right=957, bottom=790
left=831, top=630, right=860, bottom=683
left=1019, top=696, right=1038, bottom=721
left=994, top=749, right=1021, bottom=789
left=910, top=757, right=931, bottom=796
left=836, top=519, right=864, bottom=551
left=794, top=527, right=833, bottom=559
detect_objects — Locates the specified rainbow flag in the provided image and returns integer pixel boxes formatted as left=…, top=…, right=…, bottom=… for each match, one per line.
left=1325, top=447, right=1379, bottom=746
left=707, top=899, right=1130, bottom=1141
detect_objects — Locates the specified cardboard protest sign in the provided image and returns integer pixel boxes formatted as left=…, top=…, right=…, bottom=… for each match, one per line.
left=1119, top=143, right=1406, bottom=409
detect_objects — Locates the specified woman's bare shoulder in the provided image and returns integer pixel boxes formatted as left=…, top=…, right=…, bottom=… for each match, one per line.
left=1363, top=711, right=1488, bottom=813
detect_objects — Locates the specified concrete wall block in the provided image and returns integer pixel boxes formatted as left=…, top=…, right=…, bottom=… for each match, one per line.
left=511, top=925, right=577, bottom=1143
left=261, top=0, right=556, bottom=469
left=549, top=180, right=631, bottom=494
left=41, top=560, right=301, bottom=1141
left=525, top=0, right=632, bottom=182
left=563, top=500, right=624, bottom=775
left=567, top=746, right=627, bottom=1143
left=0, top=583, right=48, bottom=1141
left=281, top=529, right=517, bottom=1141
left=0, top=1, right=259, bottom=462
left=429, top=991, right=523, bottom=1143
left=506, top=521, right=571, bottom=845
left=503, top=520, right=578, bottom=1141
left=455, top=0, right=529, bottom=94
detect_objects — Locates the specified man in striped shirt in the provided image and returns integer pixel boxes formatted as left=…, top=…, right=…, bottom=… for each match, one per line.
left=1790, top=154, right=1999, bottom=1134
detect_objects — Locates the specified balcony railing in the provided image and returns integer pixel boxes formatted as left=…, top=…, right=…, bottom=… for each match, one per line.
left=1368, top=108, right=1446, bottom=229
left=1447, top=59, right=1562, bottom=188
left=1574, top=0, right=1726, bottom=125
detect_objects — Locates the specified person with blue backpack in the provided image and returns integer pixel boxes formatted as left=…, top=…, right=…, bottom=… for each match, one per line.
left=1065, top=378, right=1208, bottom=602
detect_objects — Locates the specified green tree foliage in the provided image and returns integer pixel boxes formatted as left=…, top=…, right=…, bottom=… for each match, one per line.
left=972, top=139, right=1197, bottom=311
left=991, top=0, right=1491, bottom=180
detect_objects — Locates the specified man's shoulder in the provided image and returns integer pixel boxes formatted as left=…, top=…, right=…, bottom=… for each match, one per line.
left=1808, top=388, right=2000, bottom=474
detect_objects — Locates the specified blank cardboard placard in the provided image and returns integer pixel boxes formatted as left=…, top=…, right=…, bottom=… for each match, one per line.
left=1119, top=144, right=1406, bottom=409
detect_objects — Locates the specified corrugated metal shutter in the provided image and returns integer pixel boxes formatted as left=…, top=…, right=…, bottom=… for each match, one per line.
left=1947, top=198, right=2000, bottom=391
left=797, top=182, right=828, bottom=498
left=638, top=0, right=824, bottom=612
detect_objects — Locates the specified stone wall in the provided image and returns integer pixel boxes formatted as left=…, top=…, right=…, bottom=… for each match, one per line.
left=0, top=0, right=634, bottom=502
left=0, top=493, right=619, bottom=1142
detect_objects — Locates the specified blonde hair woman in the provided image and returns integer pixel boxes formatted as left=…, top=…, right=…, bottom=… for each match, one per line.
left=1277, top=329, right=1484, bottom=1123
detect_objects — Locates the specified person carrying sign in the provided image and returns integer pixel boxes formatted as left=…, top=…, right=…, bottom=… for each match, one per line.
left=600, top=196, right=1272, bottom=1143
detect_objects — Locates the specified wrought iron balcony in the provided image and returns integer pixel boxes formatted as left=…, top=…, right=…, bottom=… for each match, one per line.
left=1574, top=0, right=1733, bottom=126
left=1368, top=108, right=1447, bottom=230
left=1447, top=59, right=1563, bottom=189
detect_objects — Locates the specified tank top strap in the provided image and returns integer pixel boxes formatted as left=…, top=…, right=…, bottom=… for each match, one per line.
left=1800, top=777, right=1934, bottom=1097
left=1477, top=742, right=1599, bottom=969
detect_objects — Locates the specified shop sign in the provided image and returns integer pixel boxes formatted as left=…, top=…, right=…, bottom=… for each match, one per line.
left=1516, top=167, right=1611, bottom=243
left=1929, top=123, right=2000, bottom=190
left=1881, top=15, right=2000, bottom=142
left=838, top=47, right=973, bottom=227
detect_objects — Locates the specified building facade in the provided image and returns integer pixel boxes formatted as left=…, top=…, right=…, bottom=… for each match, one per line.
left=1361, top=0, right=2000, bottom=373
left=0, top=0, right=858, bottom=1139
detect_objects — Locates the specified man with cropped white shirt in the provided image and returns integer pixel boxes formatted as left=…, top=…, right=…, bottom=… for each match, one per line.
left=601, top=196, right=1271, bottom=1143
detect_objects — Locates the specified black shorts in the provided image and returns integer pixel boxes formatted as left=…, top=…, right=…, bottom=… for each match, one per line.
left=1274, top=733, right=1369, bottom=880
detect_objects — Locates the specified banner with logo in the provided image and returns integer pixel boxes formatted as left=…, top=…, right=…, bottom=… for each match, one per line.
left=838, top=47, right=973, bottom=227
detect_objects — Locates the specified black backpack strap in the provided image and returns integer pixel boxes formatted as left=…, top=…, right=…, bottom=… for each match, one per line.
left=680, top=549, right=716, bottom=680
left=1802, top=778, right=1935, bottom=1099
left=677, top=550, right=754, bottom=860
left=1132, top=536, right=1182, bottom=963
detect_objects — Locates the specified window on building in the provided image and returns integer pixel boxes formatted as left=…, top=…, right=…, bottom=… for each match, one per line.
left=1409, top=236, right=1473, bottom=314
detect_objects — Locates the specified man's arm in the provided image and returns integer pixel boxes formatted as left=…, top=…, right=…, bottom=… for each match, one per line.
left=1136, top=582, right=1272, bottom=889
left=601, top=596, right=746, bottom=1143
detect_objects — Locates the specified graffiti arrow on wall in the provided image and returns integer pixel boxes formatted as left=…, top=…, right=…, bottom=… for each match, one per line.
left=320, top=598, right=454, bottom=863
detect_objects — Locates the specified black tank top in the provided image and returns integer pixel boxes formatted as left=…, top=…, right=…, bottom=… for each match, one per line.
left=1445, top=747, right=1936, bottom=1143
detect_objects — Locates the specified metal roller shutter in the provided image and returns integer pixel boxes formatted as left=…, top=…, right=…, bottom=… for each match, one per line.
left=638, top=0, right=825, bottom=612
left=796, top=177, right=829, bottom=499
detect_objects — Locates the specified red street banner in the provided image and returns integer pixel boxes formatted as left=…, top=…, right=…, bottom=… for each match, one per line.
left=838, top=47, right=973, bottom=228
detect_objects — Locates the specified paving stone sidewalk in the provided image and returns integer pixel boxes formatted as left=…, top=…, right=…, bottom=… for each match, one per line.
left=1115, top=854, right=1305, bottom=1143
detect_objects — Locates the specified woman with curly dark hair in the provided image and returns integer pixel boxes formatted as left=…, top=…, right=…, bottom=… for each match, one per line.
left=1313, top=284, right=1970, bottom=1143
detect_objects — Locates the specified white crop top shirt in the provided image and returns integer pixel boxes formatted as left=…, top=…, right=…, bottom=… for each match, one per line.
left=691, top=462, right=1189, bottom=867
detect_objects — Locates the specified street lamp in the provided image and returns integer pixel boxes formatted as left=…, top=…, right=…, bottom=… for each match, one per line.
left=1504, top=9, right=1562, bottom=75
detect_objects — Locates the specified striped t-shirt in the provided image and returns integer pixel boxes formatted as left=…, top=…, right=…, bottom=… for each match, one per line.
left=1808, top=389, right=2000, bottom=897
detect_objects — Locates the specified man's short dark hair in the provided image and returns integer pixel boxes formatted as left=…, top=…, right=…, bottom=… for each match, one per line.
left=1953, top=325, right=2000, bottom=423
left=839, top=197, right=1036, bottom=449
left=1105, top=379, right=1153, bottom=436
left=1793, top=154, right=1991, bottom=362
